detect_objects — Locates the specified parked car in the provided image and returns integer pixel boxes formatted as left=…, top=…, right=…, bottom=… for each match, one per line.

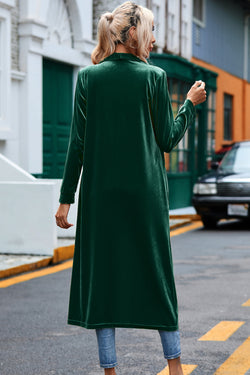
left=192, top=141, right=250, bottom=228
left=213, top=142, right=235, bottom=163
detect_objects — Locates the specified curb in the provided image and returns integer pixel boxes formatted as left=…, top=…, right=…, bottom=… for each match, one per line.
left=0, top=257, right=53, bottom=279
left=0, top=215, right=200, bottom=280
left=52, top=244, right=75, bottom=264
left=169, top=214, right=201, bottom=221
left=0, top=244, right=75, bottom=280
left=169, top=218, right=192, bottom=230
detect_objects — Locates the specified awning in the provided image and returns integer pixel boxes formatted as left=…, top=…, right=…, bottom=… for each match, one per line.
left=150, top=53, right=218, bottom=91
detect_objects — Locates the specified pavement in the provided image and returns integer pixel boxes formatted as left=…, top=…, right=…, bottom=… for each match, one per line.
left=0, top=206, right=200, bottom=280
left=2, top=218, right=249, bottom=375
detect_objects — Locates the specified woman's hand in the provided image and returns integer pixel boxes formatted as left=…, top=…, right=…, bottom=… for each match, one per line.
left=186, top=80, right=207, bottom=106
left=55, top=204, right=73, bottom=229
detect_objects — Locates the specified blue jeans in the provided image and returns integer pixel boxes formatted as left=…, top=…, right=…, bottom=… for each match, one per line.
left=95, top=328, right=181, bottom=368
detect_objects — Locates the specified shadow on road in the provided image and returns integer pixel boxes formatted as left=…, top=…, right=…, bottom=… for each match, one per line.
left=201, top=219, right=250, bottom=232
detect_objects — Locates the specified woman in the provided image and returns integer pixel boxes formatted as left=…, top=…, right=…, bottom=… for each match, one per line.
left=55, top=2, right=206, bottom=375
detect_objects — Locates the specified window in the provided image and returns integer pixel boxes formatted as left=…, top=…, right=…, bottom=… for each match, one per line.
left=150, top=0, right=165, bottom=50
left=167, top=0, right=179, bottom=54
left=206, top=91, right=216, bottom=169
left=224, top=94, right=233, bottom=141
left=193, top=0, right=205, bottom=26
left=165, top=78, right=192, bottom=173
left=152, top=2, right=160, bottom=42
left=167, top=12, right=175, bottom=51
left=166, top=0, right=192, bottom=59
left=181, top=0, right=191, bottom=58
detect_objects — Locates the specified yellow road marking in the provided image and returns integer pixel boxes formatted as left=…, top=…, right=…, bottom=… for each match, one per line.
left=214, top=336, right=250, bottom=374
left=242, top=299, right=250, bottom=306
left=170, top=221, right=203, bottom=237
left=0, top=260, right=73, bottom=288
left=199, top=321, right=245, bottom=341
left=158, top=364, right=197, bottom=375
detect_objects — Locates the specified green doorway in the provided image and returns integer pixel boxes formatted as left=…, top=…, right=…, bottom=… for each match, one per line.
left=42, top=59, right=73, bottom=178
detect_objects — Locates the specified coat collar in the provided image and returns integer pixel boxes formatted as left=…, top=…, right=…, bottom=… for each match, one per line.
left=101, top=53, right=145, bottom=64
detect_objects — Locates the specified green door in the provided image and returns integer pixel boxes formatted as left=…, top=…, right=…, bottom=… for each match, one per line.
left=42, top=59, right=73, bottom=178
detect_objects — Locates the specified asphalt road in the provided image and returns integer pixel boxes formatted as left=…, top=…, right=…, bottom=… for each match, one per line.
left=0, top=220, right=250, bottom=375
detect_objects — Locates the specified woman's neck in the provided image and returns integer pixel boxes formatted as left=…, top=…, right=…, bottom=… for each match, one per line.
left=114, top=43, right=137, bottom=56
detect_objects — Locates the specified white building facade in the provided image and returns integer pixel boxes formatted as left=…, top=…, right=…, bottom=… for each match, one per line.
left=0, top=0, right=193, bottom=176
left=0, top=0, right=94, bottom=175
left=0, top=0, right=196, bottom=256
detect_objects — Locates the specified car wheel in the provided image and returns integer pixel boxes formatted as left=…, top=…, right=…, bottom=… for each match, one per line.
left=243, top=218, right=250, bottom=228
left=201, top=216, right=218, bottom=229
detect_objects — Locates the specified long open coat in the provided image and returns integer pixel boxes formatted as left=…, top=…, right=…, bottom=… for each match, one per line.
left=59, top=52, right=195, bottom=331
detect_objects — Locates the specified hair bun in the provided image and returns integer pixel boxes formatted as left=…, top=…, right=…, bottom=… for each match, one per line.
left=105, top=12, right=114, bottom=22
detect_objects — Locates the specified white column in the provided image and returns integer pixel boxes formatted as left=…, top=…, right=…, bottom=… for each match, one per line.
left=18, top=19, right=47, bottom=173
left=19, top=0, right=50, bottom=22
left=76, top=0, right=93, bottom=40
left=0, top=1, right=14, bottom=140
left=75, top=0, right=95, bottom=56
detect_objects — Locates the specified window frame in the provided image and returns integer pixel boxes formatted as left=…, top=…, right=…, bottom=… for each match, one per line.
left=223, top=93, right=233, bottom=141
left=193, top=0, right=206, bottom=28
left=206, top=90, right=216, bottom=169
left=166, top=0, right=192, bottom=59
left=165, top=77, right=192, bottom=174
left=167, top=0, right=180, bottom=55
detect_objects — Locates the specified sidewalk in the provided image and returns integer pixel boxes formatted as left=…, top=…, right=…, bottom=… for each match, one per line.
left=0, top=238, right=75, bottom=279
left=169, top=206, right=199, bottom=229
left=0, top=207, right=200, bottom=280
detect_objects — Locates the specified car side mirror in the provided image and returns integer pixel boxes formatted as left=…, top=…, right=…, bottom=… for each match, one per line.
left=211, top=161, right=219, bottom=170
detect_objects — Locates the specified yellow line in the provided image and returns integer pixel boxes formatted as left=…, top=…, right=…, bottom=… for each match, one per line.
left=170, top=221, right=203, bottom=237
left=158, top=364, right=197, bottom=375
left=242, top=299, right=250, bottom=306
left=0, top=220, right=201, bottom=288
left=170, top=219, right=191, bottom=230
left=0, top=260, right=73, bottom=288
left=199, top=321, right=245, bottom=341
left=0, top=257, right=52, bottom=279
left=214, top=336, right=250, bottom=375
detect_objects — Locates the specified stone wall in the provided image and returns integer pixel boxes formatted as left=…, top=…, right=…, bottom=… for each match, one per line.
left=11, top=0, right=19, bottom=71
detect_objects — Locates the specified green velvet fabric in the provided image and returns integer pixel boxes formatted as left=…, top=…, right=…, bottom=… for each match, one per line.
left=59, top=53, right=195, bottom=330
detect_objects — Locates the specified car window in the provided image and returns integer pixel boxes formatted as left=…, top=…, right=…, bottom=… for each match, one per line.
left=219, top=145, right=250, bottom=173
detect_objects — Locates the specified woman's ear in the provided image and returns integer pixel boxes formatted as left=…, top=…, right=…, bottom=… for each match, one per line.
left=129, top=26, right=137, bottom=41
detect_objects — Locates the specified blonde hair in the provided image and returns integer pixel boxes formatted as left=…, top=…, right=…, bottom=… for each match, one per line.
left=91, top=1, right=154, bottom=64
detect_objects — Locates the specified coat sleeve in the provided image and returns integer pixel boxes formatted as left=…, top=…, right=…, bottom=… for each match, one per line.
left=150, top=70, right=195, bottom=153
left=59, top=71, right=86, bottom=204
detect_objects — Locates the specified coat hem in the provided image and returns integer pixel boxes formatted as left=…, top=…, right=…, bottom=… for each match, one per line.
left=67, top=318, right=179, bottom=331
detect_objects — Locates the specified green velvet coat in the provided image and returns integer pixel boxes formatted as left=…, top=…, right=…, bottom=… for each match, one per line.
left=59, top=52, right=195, bottom=331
